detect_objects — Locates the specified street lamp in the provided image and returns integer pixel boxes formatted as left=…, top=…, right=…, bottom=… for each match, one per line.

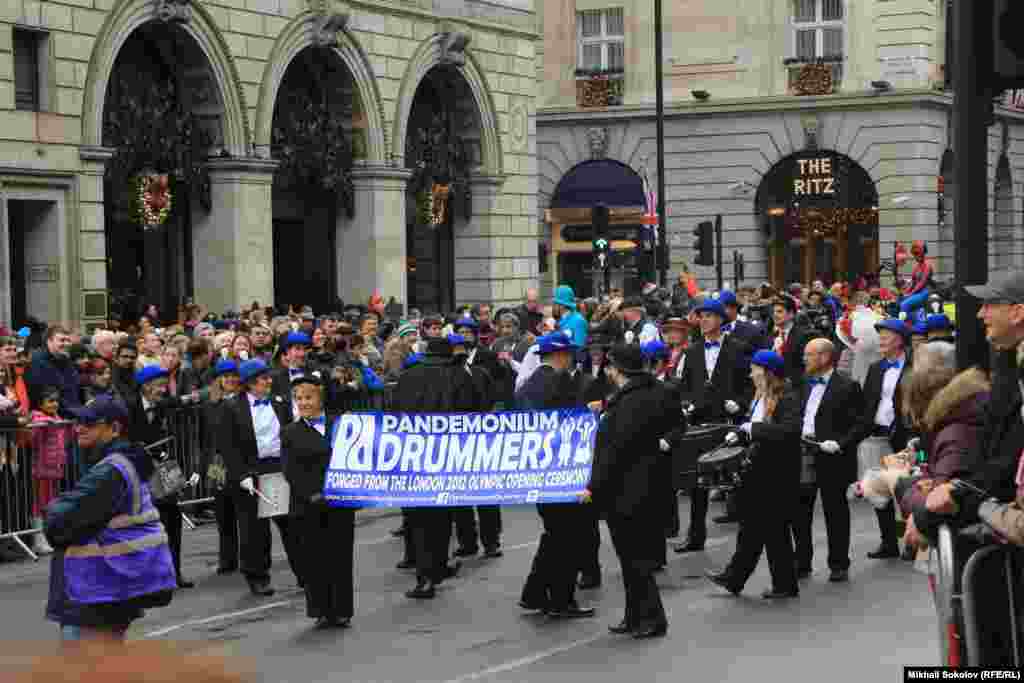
left=654, top=0, right=668, bottom=286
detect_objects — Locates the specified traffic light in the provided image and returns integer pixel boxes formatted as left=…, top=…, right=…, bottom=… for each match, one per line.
left=994, top=0, right=1024, bottom=89
left=693, top=221, right=713, bottom=266
left=592, top=204, right=610, bottom=269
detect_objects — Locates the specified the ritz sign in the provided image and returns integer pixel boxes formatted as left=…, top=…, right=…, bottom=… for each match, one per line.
left=793, top=157, right=838, bottom=196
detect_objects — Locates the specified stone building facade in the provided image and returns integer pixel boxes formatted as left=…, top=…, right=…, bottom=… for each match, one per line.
left=0, top=0, right=540, bottom=328
left=535, top=0, right=1024, bottom=296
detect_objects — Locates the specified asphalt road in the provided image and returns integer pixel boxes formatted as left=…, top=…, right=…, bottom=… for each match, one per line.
left=0, top=498, right=938, bottom=682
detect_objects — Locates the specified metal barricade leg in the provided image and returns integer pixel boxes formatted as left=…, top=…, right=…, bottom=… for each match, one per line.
left=8, top=532, right=38, bottom=562
left=963, top=545, right=1006, bottom=667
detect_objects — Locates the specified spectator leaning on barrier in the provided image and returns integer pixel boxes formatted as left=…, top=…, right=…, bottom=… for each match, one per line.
left=25, top=325, right=81, bottom=418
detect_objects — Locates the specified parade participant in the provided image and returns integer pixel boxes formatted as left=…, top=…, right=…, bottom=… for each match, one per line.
left=219, top=359, right=303, bottom=597
left=851, top=319, right=911, bottom=560
left=282, top=375, right=354, bottom=629
left=705, top=350, right=801, bottom=599
left=201, top=360, right=241, bottom=575
left=586, top=343, right=676, bottom=638
left=674, top=298, right=753, bottom=553
left=926, top=314, right=956, bottom=344
left=910, top=321, right=929, bottom=356
left=792, top=338, right=864, bottom=582
left=392, top=336, right=476, bottom=599
left=771, top=296, right=811, bottom=382
left=271, top=332, right=312, bottom=399
left=718, top=291, right=770, bottom=360
left=619, top=296, right=660, bottom=345
left=45, top=395, right=176, bottom=641
left=661, top=316, right=691, bottom=381
left=641, top=339, right=685, bottom=551
left=900, top=241, right=933, bottom=320
left=517, top=331, right=595, bottom=619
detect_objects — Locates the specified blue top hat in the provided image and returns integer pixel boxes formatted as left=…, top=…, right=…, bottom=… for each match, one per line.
left=537, top=330, right=575, bottom=355
left=281, top=331, right=312, bottom=350
left=640, top=339, right=671, bottom=361
left=751, top=350, right=785, bottom=377
left=926, top=314, right=954, bottom=333
left=717, top=290, right=738, bottom=307
left=694, top=298, right=727, bottom=319
left=239, top=358, right=271, bottom=384
left=875, top=318, right=911, bottom=339
left=135, top=365, right=169, bottom=386
left=213, top=359, right=239, bottom=378
left=453, top=317, right=478, bottom=331
left=553, top=285, right=577, bottom=310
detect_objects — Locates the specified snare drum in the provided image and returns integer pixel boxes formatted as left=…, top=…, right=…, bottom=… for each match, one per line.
left=672, top=423, right=733, bottom=490
left=696, top=446, right=749, bottom=491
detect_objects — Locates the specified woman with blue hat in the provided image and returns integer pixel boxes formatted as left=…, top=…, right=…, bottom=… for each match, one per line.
left=201, top=359, right=242, bottom=576
left=552, top=285, right=589, bottom=349
left=705, top=349, right=802, bottom=600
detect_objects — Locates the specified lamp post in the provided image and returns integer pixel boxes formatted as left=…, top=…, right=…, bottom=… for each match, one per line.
left=654, top=0, right=668, bottom=287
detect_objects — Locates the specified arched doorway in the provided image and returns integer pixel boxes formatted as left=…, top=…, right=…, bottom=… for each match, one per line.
left=403, top=65, right=482, bottom=314
left=101, top=21, right=226, bottom=323
left=756, top=151, right=879, bottom=288
left=270, top=46, right=363, bottom=314
left=994, top=155, right=1015, bottom=272
left=546, top=159, right=648, bottom=298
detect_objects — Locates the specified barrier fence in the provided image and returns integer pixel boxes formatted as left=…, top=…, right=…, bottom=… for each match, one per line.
left=0, top=384, right=395, bottom=561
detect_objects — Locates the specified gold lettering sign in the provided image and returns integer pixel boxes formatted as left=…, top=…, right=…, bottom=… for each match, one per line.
left=793, top=157, right=837, bottom=196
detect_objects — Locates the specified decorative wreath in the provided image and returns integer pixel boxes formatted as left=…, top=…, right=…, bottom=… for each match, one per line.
left=134, top=174, right=172, bottom=228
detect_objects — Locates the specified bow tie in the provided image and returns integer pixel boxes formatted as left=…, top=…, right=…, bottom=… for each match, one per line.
left=704, top=341, right=721, bottom=350
left=722, top=323, right=735, bottom=333
left=253, top=398, right=271, bottom=407
left=306, top=416, right=325, bottom=427
left=289, top=369, right=303, bottom=377
left=808, top=377, right=828, bottom=386
left=881, top=359, right=903, bottom=372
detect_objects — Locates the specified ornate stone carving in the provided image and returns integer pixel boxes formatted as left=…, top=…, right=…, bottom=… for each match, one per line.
left=312, top=12, right=350, bottom=48
left=509, top=100, right=527, bottom=152
left=586, top=126, right=608, bottom=159
left=155, top=0, right=191, bottom=23
left=801, top=114, right=821, bottom=151
left=440, top=32, right=471, bottom=67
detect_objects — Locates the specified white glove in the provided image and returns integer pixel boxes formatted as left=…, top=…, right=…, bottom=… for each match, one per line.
left=724, top=400, right=740, bottom=415
left=659, top=438, right=671, bottom=453
left=187, top=472, right=200, bottom=487
left=739, top=422, right=753, bottom=436
left=240, top=477, right=255, bottom=494
left=724, top=431, right=740, bottom=446
left=820, top=440, right=841, bottom=454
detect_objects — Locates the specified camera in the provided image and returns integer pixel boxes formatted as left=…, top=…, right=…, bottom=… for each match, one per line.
left=799, top=307, right=834, bottom=335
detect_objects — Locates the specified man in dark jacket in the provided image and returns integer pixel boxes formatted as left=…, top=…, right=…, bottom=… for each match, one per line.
left=718, top=291, right=770, bottom=364
left=768, top=297, right=812, bottom=383
left=25, top=325, right=80, bottom=414
left=587, top=343, right=676, bottom=638
left=112, top=338, right=139, bottom=405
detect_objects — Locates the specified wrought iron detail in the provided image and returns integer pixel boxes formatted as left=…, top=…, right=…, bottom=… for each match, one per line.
left=155, top=0, right=191, bottom=24
left=311, top=12, right=349, bottom=48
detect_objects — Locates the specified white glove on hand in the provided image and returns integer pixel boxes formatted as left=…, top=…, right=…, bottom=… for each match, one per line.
left=240, top=477, right=255, bottom=494
left=724, top=431, right=740, bottom=446
left=659, top=438, right=671, bottom=453
left=724, top=400, right=740, bottom=415
left=739, top=422, right=753, bottom=436
left=187, top=472, right=200, bottom=487
left=820, top=440, right=841, bottom=455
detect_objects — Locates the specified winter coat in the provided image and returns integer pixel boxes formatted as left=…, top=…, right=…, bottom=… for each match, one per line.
left=895, top=369, right=989, bottom=517
left=25, top=350, right=81, bottom=416
left=30, top=410, right=68, bottom=480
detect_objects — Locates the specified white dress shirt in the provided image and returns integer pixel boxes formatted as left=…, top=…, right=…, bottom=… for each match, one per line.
left=141, top=396, right=156, bottom=423
left=873, top=355, right=905, bottom=427
left=248, top=393, right=282, bottom=460
left=802, top=371, right=833, bottom=438
left=703, top=336, right=723, bottom=379
left=751, top=398, right=766, bottom=424
left=514, top=344, right=541, bottom=392
left=305, top=413, right=327, bottom=437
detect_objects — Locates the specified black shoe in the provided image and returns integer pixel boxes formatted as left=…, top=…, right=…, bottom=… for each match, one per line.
left=518, top=599, right=548, bottom=612
left=314, top=617, right=332, bottom=630
left=673, top=538, right=705, bottom=553
left=577, top=574, right=602, bottom=590
left=761, top=589, right=799, bottom=599
left=442, top=561, right=462, bottom=580
left=390, top=526, right=407, bottom=537
left=406, top=579, right=436, bottom=599
left=216, top=566, right=237, bottom=575
left=548, top=605, right=596, bottom=619
left=177, top=578, right=195, bottom=589
left=329, top=617, right=352, bottom=629
left=608, top=619, right=633, bottom=635
left=453, top=546, right=478, bottom=558
left=248, top=579, right=275, bottom=597
left=704, top=569, right=741, bottom=595
left=396, top=558, right=415, bottom=570
left=713, top=514, right=738, bottom=524
left=796, top=567, right=812, bottom=580
left=866, top=544, right=900, bottom=559
left=483, top=546, right=504, bottom=559
left=632, top=624, right=668, bottom=639
left=828, top=569, right=849, bottom=583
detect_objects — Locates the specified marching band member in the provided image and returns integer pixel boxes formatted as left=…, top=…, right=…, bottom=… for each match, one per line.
left=770, top=297, right=811, bottom=383
left=705, top=350, right=800, bottom=599
left=661, top=317, right=691, bottom=381
left=641, top=339, right=685, bottom=555
left=282, top=374, right=354, bottom=629
left=674, top=298, right=753, bottom=553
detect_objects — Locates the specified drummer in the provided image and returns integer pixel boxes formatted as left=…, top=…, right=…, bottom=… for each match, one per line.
left=704, top=350, right=801, bottom=599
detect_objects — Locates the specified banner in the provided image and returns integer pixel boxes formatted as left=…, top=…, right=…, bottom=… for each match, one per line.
left=323, top=409, right=597, bottom=508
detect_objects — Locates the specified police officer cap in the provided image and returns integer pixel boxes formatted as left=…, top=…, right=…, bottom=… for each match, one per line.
left=135, top=365, right=169, bottom=386
left=69, top=395, right=130, bottom=425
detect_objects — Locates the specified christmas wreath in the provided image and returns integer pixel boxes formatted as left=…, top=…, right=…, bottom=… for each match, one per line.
left=132, top=173, right=172, bottom=228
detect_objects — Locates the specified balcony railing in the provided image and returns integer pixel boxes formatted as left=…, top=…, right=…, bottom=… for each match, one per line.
left=575, top=68, right=625, bottom=107
left=784, top=57, right=844, bottom=96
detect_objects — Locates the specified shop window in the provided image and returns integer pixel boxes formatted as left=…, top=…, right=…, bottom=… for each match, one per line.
left=13, top=28, right=49, bottom=112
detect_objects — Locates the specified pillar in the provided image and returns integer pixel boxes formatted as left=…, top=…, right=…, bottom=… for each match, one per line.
left=78, top=146, right=115, bottom=329
left=338, top=164, right=412, bottom=309
left=194, top=158, right=278, bottom=315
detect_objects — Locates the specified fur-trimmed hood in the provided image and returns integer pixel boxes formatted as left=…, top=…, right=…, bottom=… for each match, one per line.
left=923, top=368, right=991, bottom=433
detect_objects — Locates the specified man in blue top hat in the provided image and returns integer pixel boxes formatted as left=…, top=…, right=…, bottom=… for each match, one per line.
left=717, top=290, right=770, bottom=364
left=272, top=331, right=313, bottom=400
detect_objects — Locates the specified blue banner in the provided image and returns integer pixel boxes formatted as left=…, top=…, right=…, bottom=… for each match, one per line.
left=323, top=409, right=597, bottom=508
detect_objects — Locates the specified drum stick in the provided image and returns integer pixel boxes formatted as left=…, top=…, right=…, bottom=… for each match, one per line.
left=253, top=488, right=278, bottom=509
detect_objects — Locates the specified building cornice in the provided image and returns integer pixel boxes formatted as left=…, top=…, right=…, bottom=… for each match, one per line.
left=351, top=0, right=538, bottom=40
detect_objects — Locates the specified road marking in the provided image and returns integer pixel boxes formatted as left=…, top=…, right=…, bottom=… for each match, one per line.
left=444, top=633, right=608, bottom=683
left=143, top=600, right=296, bottom=639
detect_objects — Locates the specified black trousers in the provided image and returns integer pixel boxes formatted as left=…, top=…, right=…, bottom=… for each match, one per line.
left=299, top=506, right=354, bottom=620
left=213, top=490, right=239, bottom=571
left=453, top=506, right=502, bottom=551
left=579, top=506, right=602, bottom=579
left=235, top=490, right=303, bottom=584
left=410, top=507, right=453, bottom=582
left=156, top=500, right=183, bottom=581
left=520, top=503, right=587, bottom=610
left=728, top=494, right=798, bottom=594
left=608, top=512, right=667, bottom=629
left=791, top=482, right=851, bottom=571
left=686, top=486, right=709, bottom=543
left=876, top=500, right=900, bottom=549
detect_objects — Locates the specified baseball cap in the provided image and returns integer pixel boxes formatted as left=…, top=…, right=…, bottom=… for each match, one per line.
left=69, top=395, right=130, bottom=425
left=965, top=272, right=1024, bottom=305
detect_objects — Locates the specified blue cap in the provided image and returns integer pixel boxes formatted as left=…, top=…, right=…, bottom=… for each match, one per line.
left=239, top=358, right=271, bottom=384
left=717, top=290, right=738, bottom=307
left=282, top=331, right=312, bottom=350
left=875, top=318, right=910, bottom=339
left=553, top=285, right=577, bottom=310
left=926, top=314, right=954, bottom=332
left=751, top=350, right=786, bottom=377
left=694, top=298, right=727, bottom=319
left=453, top=316, right=478, bottom=331
left=69, top=395, right=130, bottom=425
left=537, top=330, right=575, bottom=355
left=447, top=333, right=467, bottom=346
left=213, top=359, right=239, bottom=378
left=135, top=365, right=169, bottom=386
left=640, top=339, right=671, bottom=361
